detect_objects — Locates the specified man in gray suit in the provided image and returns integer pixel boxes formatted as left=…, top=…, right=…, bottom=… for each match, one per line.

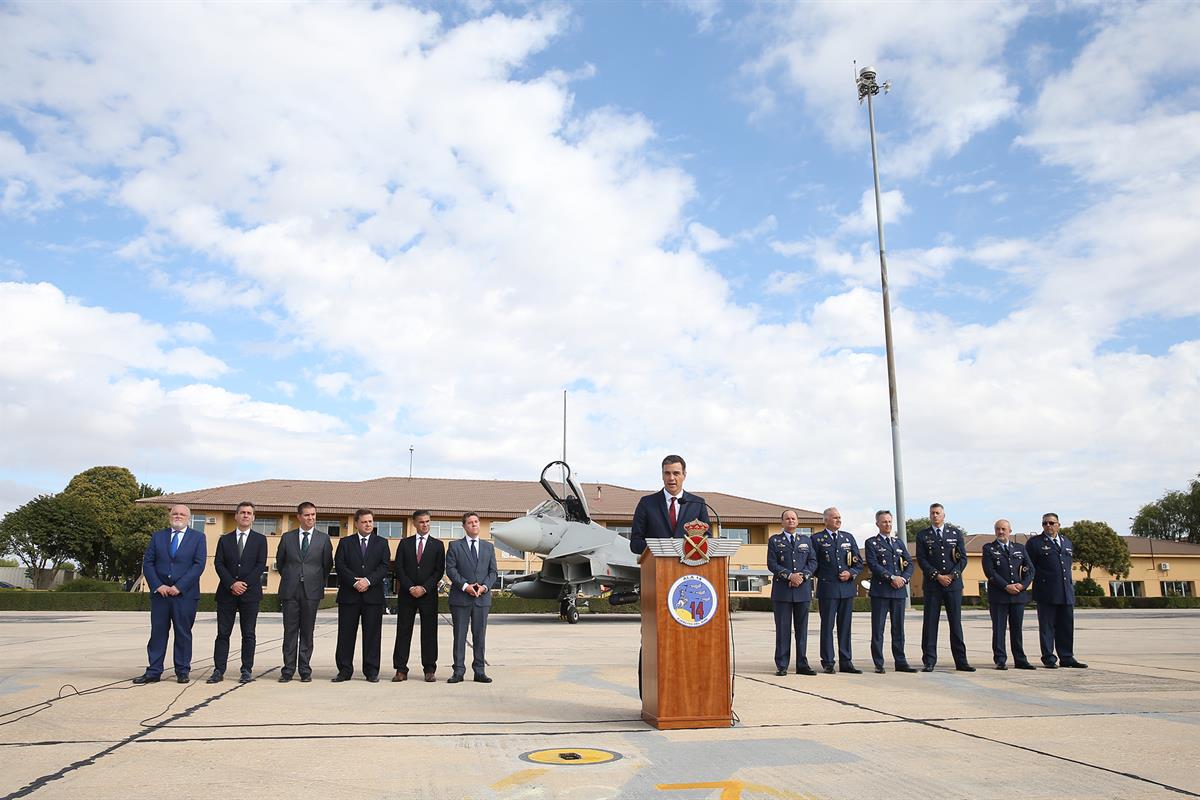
left=445, top=512, right=498, bottom=684
left=275, top=501, right=334, bottom=683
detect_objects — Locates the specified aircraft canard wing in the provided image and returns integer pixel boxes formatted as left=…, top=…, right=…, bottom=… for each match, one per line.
left=545, top=523, right=621, bottom=559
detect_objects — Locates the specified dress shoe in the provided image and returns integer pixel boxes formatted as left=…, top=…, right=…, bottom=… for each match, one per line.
left=995, top=664, right=1008, bottom=670
left=797, top=666, right=817, bottom=676
left=1043, top=662, right=1059, bottom=669
left=366, top=675, right=380, bottom=683
left=473, top=674, right=493, bottom=683
left=874, top=667, right=885, bottom=674
left=330, top=675, right=351, bottom=683
left=956, top=664, right=977, bottom=672
left=277, top=675, right=293, bottom=683
left=447, top=675, right=464, bottom=684
left=839, top=665, right=863, bottom=674
left=775, top=668, right=788, bottom=676
left=300, top=675, right=312, bottom=682
left=132, top=674, right=159, bottom=685
left=206, top=673, right=224, bottom=684
left=921, top=665, right=935, bottom=672
left=424, top=673, right=436, bottom=683
left=239, top=673, right=254, bottom=683
left=1063, top=661, right=1088, bottom=669
left=896, top=665, right=918, bottom=673
left=392, top=671, right=408, bottom=683
left=822, top=665, right=835, bottom=674
left=1015, top=662, right=1037, bottom=670
left=176, top=674, right=190, bottom=684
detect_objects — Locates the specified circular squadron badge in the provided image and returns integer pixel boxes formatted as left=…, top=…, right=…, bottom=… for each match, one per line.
left=668, top=574, right=718, bottom=628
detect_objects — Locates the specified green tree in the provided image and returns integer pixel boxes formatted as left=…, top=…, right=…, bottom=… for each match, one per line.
left=1132, top=472, right=1200, bottom=544
left=62, top=466, right=167, bottom=581
left=0, top=494, right=101, bottom=588
left=1065, top=520, right=1131, bottom=580
left=905, top=517, right=930, bottom=543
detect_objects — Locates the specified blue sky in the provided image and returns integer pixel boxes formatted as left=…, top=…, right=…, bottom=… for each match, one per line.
left=1, top=1, right=1197, bottom=537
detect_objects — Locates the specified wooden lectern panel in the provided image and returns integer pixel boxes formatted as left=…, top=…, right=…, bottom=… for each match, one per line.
left=640, top=551, right=732, bottom=729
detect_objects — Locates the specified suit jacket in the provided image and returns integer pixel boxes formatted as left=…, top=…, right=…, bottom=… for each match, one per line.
left=629, top=490, right=711, bottom=555
left=1027, top=533, right=1075, bottom=605
left=916, top=525, right=968, bottom=592
left=814, top=529, right=863, bottom=599
left=143, top=527, right=207, bottom=602
left=865, top=534, right=914, bottom=599
left=767, top=531, right=817, bottom=603
left=445, top=537, right=498, bottom=608
left=394, top=534, right=445, bottom=602
left=214, top=529, right=267, bottom=603
left=276, top=528, right=334, bottom=602
left=982, top=539, right=1035, bottom=605
left=334, top=534, right=391, bottom=606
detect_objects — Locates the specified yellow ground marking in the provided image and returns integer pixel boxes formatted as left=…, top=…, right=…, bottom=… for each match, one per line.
left=521, top=747, right=622, bottom=765
left=491, top=768, right=550, bottom=790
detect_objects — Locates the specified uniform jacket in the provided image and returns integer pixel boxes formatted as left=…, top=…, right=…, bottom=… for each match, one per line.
left=767, top=531, right=817, bottom=603
left=275, top=528, right=334, bottom=602
left=813, top=529, right=862, bottom=599
left=916, top=524, right=968, bottom=592
left=865, top=534, right=914, bottom=599
left=394, top=533, right=446, bottom=601
left=981, top=539, right=1035, bottom=605
left=334, top=534, right=391, bottom=606
left=1027, top=533, right=1075, bottom=605
left=629, top=490, right=711, bottom=555
left=213, top=529, right=267, bottom=603
left=143, top=527, right=207, bottom=601
left=445, top=537, right=499, bottom=608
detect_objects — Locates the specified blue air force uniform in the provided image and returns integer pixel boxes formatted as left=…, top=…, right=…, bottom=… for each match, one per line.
left=865, top=534, right=915, bottom=671
left=814, top=529, right=863, bottom=671
left=767, top=530, right=817, bottom=673
left=1026, top=532, right=1083, bottom=667
left=981, top=538, right=1035, bottom=668
left=915, top=524, right=970, bottom=669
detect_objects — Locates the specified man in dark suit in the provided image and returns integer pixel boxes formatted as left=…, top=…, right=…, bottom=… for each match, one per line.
left=982, top=518, right=1036, bottom=670
left=208, top=501, right=267, bottom=683
left=134, top=504, right=207, bottom=684
left=628, top=454, right=710, bottom=555
left=916, top=502, right=975, bottom=672
left=767, top=509, right=817, bottom=676
left=445, top=512, right=498, bottom=683
left=1027, top=512, right=1087, bottom=669
left=333, top=508, right=391, bottom=682
left=392, top=509, right=445, bottom=683
left=865, top=510, right=918, bottom=674
left=813, top=507, right=863, bottom=674
left=276, top=501, right=334, bottom=683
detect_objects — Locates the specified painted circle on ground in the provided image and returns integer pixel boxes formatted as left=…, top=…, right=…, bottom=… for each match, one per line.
left=667, top=573, right=718, bottom=627
left=519, top=748, right=623, bottom=765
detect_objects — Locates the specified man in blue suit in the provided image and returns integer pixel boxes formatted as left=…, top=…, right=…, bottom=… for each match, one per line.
left=814, top=507, right=863, bottom=674
left=629, top=454, right=711, bottom=555
left=865, top=510, right=917, bottom=674
left=916, top=502, right=975, bottom=672
left=767, top=509, right=817, bottom=676
left=1027, top=513, right=1087, bottom=669
left=445, top=512, right=499, bottom=683
left=982, top=518, right=1036, bottom=670
left=207, top=501, right=267, bottom=684
left=134, top=504, right=207, bottom=684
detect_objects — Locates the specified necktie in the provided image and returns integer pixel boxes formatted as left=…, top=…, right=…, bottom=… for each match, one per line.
left=170, top=530, right=181, bottom=557
left=668, top=497, right=677, bottom=531
left=237, top=532, right=245, bottom=556
left=301, top=531, right=310, bottom=558
left=416, top=536, right=425, bottom=564
left=360, top=536, right=368, bottom=557
left=469, top=539, right=478, bottom=561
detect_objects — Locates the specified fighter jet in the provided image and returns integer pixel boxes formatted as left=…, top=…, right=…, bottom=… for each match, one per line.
left=490, top=461, right=641, bottom=623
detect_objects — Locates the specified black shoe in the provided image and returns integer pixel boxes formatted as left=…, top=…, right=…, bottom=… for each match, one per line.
left=822, top=665, right=835, bottom=674
left=176, top=674, right=190, bottom=684
left=1043, top=662, right=1059, bottom=669
left=874, top=667, right=885, bottom=674
left=896, top=665, right=918, bottom=673
left=775, top=668, right=788, bottom=676
left=995, top=664, right=1008, bottom=670
left=1015, top=662, right=1037, bottom=670
left=366, top=675, right=380, bottom=683
left=1063, top=661, right=1088, bottom=668
left=330, top=675, right=351, bottom=683
left=447, top=674, right=464, bottom=684
left=956, top=664, right=976, bottom=672
left=278, top=675, right=293, bottom=683
left=921, top=665, right=935, bottom=672
left=239, top=673, right=253, bottom=683
left=797, top=666, right=817, bottom=676
left=839, top=665, right=863, bottom=674
left=473, top=674, right=493, bottom=683
left=300, top=675, right=312, bottom=682
left=206, top=673, right=224, bottom=684
left=132, top=674, right=159, bottom=685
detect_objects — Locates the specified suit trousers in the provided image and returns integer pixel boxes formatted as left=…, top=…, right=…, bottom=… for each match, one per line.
left=146, top=594, right=198, bottom=678
left=450, top=604, right=489, bottom=677
left=393, top=594, right=439, bottom=673
left=336, top=603, right=383, bottom=679
left=213, top=595, right=260, bottom=676
left=870, top=597, right=909, bottom=669
left=280, top=596, right=320, bottom=678
left=989, top=602, right=1028, bottom=665
left=772, top=600, right=811, bottom=671
left=1036, top=602, right=1075, bottom=665
left=921, top=586, right=968, bottom=668
left=817, top=596, right=854, bottom=668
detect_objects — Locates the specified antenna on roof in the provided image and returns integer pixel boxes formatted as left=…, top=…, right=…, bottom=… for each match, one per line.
left=408, top=445, right=414, bottom=479
left=562, top=390, right=568, bottom=495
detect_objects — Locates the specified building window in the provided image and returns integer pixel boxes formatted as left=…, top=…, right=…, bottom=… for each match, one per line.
left=375, top=520, right=405, bottom=539
left=255, top=517, right=279, bottom=536
left=316, top=519, right=342, bottom=539
left=1161, top=581, right=1194, bottom=597
left=1109, top=580, right=1144, bottom=597
left=723, top=528, right=750, bottom=544
left=325, top=569, right=338, bottom=589
left=798, top=527, right=813, bottom=535
left=260, top=572, right=269, bottom=587
left=978, top=581, right=989, bottom=597
left=190, top=515, right=207, bottom=533
left=607, top=525, right=632, bottom=537
left=428, top=520, right=464, bottom=540
left=729, top=576, right=760, bottom=593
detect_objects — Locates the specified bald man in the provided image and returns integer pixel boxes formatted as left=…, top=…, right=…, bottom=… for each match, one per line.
left=981, top=519, right=1036, bottom=670
left=134, top=504, right=207, bottom=684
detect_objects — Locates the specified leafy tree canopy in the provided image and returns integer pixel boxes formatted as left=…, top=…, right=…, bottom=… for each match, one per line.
left=1132, top=472, right=1200, bottom=544
left=1065, top=519, right=1131, bottom=580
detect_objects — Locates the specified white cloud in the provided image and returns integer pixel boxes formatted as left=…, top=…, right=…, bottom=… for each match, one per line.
left=763, top=270, right=808, bottom=295
left=687, top=221, right=732, bottom=253
left=837, top=188, right=908, bottom=235
left=273, top=380, right=297, bottom=398
left=314, top=372, right=353, bottom=398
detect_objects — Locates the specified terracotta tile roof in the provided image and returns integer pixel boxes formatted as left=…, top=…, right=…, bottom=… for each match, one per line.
left=139, top=476, right=823, bottom=525
left=963, top=534, right=1200, bottom=555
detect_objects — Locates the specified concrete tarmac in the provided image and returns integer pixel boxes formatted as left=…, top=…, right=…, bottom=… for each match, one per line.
left=1, top=607, right=1198, bottom=799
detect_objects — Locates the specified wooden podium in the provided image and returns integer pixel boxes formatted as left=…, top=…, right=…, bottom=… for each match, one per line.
left=639, top=536, right=739, bottom=729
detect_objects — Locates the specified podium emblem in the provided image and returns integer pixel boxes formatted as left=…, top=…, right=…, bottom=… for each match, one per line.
left=681, top=521, right=710, bottom=566
left=668, top=574, right=718, bottom=628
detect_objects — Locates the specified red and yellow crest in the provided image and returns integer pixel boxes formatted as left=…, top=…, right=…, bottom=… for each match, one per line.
left=681, top=520, right=711, bottom=565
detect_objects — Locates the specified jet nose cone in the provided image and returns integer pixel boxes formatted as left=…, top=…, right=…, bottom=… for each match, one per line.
left=491, top=517, right=544, bottom=553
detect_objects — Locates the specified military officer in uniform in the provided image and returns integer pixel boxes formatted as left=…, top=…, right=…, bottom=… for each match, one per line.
left=982, top=519, right=1037, bottom=670
left=916, top=503, right=975, bottom=672
left=1026, top=513, right=1087, bottom=669
left=864, top=510, right=917, bottom=674
left=813, top=507, right=863, bottom=674
left=767, top=510, right=818, bottom=676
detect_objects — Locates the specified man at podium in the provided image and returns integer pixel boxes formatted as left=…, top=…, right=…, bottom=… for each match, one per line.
left=629, top=454, right=711, bottom=554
